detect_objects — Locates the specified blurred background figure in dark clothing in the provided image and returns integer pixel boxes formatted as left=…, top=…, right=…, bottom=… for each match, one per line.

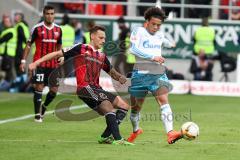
left=0, top=15, right=17, bottom=91
left=190, top=49, right=213, bottom=81
left=113, top=16, right=133, bottom=76
left=14, top=12, right=29, bottom=76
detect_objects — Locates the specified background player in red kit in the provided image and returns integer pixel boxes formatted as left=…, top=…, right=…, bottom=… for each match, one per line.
left=28, top=25, right=134, bottom=145
left=20, top=5, right=62, bottom=122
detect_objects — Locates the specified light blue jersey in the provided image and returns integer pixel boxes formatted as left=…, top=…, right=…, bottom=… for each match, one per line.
left=130, top=26, right=173, bottom=60
left=129, top=27, right=174, bottom=98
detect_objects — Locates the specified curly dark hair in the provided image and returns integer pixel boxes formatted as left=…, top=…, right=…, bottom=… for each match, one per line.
left=144, top=7, right=167, bottom=22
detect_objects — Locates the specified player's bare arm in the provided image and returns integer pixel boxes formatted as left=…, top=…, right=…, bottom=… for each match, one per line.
left=29, top=50, right=63, bottom=71
left=56, top=44, right=64, bottom=65
left=108, top=68, right=127, bottom=84
left=19, top=41, right=32, bottom=72
left=171, top=42, right=176, bottom=48
left=152, top=56, right=165, bottom=63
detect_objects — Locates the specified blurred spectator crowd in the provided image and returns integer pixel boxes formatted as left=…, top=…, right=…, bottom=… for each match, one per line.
left=24, top=0, right=240, bottom=20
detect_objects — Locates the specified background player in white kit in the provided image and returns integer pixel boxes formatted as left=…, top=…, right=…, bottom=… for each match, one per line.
left=127, top=7, right=183, bottom=144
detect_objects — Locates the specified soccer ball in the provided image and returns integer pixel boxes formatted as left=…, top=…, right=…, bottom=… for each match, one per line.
left=181, top=122, right=199, bottom=140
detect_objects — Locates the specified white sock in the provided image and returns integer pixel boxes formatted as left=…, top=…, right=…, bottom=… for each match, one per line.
left=160, top=104, right=173, bottom=133
left=130, top=112, right=140, bottom=132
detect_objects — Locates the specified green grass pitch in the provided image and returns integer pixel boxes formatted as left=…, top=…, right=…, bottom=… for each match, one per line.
left=0, top=92, right=240, bottom=160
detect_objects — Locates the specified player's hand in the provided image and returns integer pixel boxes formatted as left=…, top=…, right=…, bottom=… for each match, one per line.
left=19, top=63, right=26, bottom=72
left=57, top=57, right=64, bottom=65
left=171, top=42, right=176, bottom=48
left=119, top=76, right=127, bottom=84
left=28, top=63, right=37, bottom=71
left=153, top=56, right=165, bottom=64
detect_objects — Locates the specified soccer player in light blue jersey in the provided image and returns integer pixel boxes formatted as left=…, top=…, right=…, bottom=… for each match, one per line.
left=127, top=7, right=182, bottom=144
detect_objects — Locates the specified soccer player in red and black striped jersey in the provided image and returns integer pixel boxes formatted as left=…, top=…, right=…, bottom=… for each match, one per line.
left=28, top=25, right=134, bottom=145
left=20, top=5, right=62, bottom=122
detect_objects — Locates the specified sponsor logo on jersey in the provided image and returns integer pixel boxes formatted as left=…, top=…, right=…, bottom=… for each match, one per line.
left=143, top=40, right=161, bottom=49
left=42, top=39, right=57, bottom=43
left=85, top=56, right=103, bottom=64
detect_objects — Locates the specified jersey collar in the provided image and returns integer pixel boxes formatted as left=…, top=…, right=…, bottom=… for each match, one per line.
left=43, top=22, right=55, bottom=30
left=88, top=44, right=100, bottom=52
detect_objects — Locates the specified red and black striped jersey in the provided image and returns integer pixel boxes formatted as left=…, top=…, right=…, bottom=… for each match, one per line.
left=63, top=44, right=112, bottom=89
left=29, top=22, right=62, bottom=68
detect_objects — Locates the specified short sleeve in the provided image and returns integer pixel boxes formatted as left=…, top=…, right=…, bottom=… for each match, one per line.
left=102, top=56, right=112, bottom=73
left=57, top=28, right=62, bottom=44
left=28, top=27, right=37, bottom=44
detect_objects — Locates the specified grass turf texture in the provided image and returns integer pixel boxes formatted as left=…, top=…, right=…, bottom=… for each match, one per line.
left=0, top=92, right=240, bottom=160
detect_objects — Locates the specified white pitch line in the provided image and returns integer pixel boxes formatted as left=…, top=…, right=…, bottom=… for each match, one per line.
left=0, top=95, right=155, bottom=125
left=0, top=94, right=131, bottom=125
left=0, top=139, right=240, bottom=145
left=0, top=104, right=88, bottom=125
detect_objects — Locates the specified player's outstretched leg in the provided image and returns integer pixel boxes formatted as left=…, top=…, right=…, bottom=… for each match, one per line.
left=159, top=99, right=183, bottom=144
left=41, top=89, right=57, bottom=118
left=127, top=110, right=143, bottom=143
left=98, top=100, right=134, bottom=146
left=103, top=112, right=134, bottom=146
left=98, top=108, right=128, bottom=144
left=33, top=90, right=43, bottom=122
left=127, top=97, right=144, bottom=143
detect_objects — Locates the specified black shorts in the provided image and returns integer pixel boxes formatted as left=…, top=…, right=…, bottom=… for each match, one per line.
left=77, top=85, right=117, bottom=110
left=32, top=67, right=60, bottom=87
